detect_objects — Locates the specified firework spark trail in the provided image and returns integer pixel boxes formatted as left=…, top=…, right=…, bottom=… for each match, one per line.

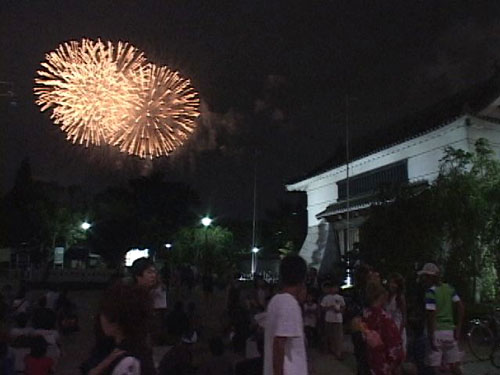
left=111, top=63, right=200, bottom=158
left=34, top=39, right=145, bottom=147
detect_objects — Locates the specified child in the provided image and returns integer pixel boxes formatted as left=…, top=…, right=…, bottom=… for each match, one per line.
left=10, top=313, right=34, bottom=374
left=320, top=281, right=345, bottom=359
left=303, top=291, right=319, bottom=348
left=24, top=335, right=54, bottom=375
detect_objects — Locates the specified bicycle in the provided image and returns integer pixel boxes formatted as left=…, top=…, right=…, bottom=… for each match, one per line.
left=466, top=307, right=500, bottom=365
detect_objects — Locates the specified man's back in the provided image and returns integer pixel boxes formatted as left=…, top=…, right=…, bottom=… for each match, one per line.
left=426, top=283, right=459, bottom=330
left=263, top=293, right=307, bottom=375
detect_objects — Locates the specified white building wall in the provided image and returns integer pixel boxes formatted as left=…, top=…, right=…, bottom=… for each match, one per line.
left=287, top=115, right=500, bottom=269
left=289, top=117, right=472, bottom=227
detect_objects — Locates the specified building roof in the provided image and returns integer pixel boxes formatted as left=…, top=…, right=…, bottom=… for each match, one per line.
left=288, top=72, right=500, bottom=186
left=316, top=181, right=429, bottom=219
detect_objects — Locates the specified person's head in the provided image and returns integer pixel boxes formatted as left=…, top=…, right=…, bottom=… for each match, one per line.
left=417, top=263, right=440, bottom=287
left=15, top=313, right=28, bottom=328
left=388, top=273, right=405, bottom=295
left=99, top=282, right=152, bottom=345
left=365, top=282, right=388, bottom=307
left=354, top=264, right=371, bottom=287
left=280, top=255, right=307, bottom=301
left=330, top=282, right=340, bottom=295
left=130, top=257, right=157, bottom=289
left=209, top=336, right=225, bottom=357
left=30, top=335, right=48, bottom=358
left=37, top=295, right=47, bottom=308
left=306, top=291, right=315, bottom=303
left=15, top=286, right=26, bottom=300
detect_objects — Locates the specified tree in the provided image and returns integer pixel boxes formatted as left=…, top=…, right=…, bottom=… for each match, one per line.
left=360, top=138, right=500, bottom=303
left=0, top=160, right=89, bottom=265
left=435, top=139, right=500, bottom=302
left=171, top=224, right=234, bottom=274
left=90, top=174, right=200, bottom=266
left=360, top=186, right=444, bottom=279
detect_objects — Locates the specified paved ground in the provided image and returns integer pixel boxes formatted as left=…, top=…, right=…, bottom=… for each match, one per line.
left=49, top=288, right=500, bottom=375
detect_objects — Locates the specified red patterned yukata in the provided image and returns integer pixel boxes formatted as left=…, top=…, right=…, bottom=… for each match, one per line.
left=363, top=306, right=403, bottom=375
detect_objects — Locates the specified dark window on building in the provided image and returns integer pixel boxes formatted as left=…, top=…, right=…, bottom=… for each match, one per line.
left=337, top=160, right=408, bottom=200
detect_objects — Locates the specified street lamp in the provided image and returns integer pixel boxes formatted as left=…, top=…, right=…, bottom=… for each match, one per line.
left=81, top=221, right=91, bottom=230
left=200, top=216, right=212, bottom=265
left=251, top=246, right=260, bottom=276
left=201, top=216, right=212, bottom=227
left=164, top=243, right=172, bottom=249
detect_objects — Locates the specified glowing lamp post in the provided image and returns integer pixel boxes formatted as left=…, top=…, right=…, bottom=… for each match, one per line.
left=201, top=217, right=212, bottom=227
left=200, top=216, right=212, bottom=265
left=81, top=221, right=91, bottom=230
left=251, top=246, right=260, bottom=276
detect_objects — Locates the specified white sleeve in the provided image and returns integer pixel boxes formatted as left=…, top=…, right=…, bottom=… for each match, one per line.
left=274, top=299, right=302, bottom=338
left=111, top=356, right=141, bottom=375
left=320, top=296, right=328, bottom=307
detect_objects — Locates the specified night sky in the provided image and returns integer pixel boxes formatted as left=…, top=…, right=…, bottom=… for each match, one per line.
left=2, top=1, right=500, bottom=219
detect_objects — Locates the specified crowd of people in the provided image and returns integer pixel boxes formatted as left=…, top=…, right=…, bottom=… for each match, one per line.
left=0, top=283, right=78, bottom=375
left=262, top=257, right=465, bottom=375
left=0, top=255, right=465, bottom=375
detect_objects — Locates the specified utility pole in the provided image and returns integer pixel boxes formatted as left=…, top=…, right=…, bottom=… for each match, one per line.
left=345, top=95, right=351, bottom=258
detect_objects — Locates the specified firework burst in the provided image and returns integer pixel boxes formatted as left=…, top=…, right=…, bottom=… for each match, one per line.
left=34, top=39, right=145, bottom=146
left=34, top=39, right=200, bottom=158
left=111, top=63, right=200, bottom=158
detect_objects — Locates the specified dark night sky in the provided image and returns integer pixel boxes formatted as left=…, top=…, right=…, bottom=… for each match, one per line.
left=2, top=1, right=500, bottom=219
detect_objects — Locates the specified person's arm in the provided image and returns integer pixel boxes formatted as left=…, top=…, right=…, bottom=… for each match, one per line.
left=88, top=350, right=126, bottom=375
left=454, top=299, right=465, bottom=340
left=339, top=296, right=346, bottom=313
left=273, top=336, right=287, bottom=375
left=426, top=310, right=437, bottom=350
left=400, top=294, right=407, bottom=333
left=425, top=288, right=437, bottom=350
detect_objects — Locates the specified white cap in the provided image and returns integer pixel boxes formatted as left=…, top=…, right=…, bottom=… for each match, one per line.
left=417, top=263, right=440, bottom=276
left=181, top=331, right=198, bottom=344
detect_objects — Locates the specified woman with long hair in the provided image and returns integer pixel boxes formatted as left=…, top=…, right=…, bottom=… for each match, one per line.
left=85, top=282, right=156, bottom=375
left=385, top=273, right=407, bottom=358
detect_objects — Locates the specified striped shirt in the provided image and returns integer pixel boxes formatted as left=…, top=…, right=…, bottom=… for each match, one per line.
left=425, top=283, right=460, bottom=331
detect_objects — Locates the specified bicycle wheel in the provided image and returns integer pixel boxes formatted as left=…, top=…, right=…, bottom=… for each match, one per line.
left=468, top=323, right=495, bottom=361
left=492, top=345, right=500, bottom=368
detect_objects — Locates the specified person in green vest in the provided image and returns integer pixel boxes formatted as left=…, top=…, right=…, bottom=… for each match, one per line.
left=418, top=263, right=464, bottom=375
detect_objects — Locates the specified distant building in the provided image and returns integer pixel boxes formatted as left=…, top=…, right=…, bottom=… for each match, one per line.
left=286, top=75, right=500, bottom=275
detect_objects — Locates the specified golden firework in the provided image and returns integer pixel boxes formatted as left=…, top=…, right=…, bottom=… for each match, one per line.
left=111, top=63, right=200, bottom=158
left=34, top=39, right=146, bottom=146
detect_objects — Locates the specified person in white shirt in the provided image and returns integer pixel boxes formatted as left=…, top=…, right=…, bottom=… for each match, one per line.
left=264, top=255, right=308, bottom=375
left=303, top=292, right=319, bottom=348
left=320, top=282, right=345, bottom=359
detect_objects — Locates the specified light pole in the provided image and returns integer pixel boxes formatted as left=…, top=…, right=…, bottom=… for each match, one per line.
left=251, top=246, right=260, bottom=276
left=201, top=216, right=212, bottom=266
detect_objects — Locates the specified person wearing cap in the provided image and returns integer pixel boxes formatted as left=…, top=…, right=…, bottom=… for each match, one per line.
left=418, top=263, right=464, bottom=375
